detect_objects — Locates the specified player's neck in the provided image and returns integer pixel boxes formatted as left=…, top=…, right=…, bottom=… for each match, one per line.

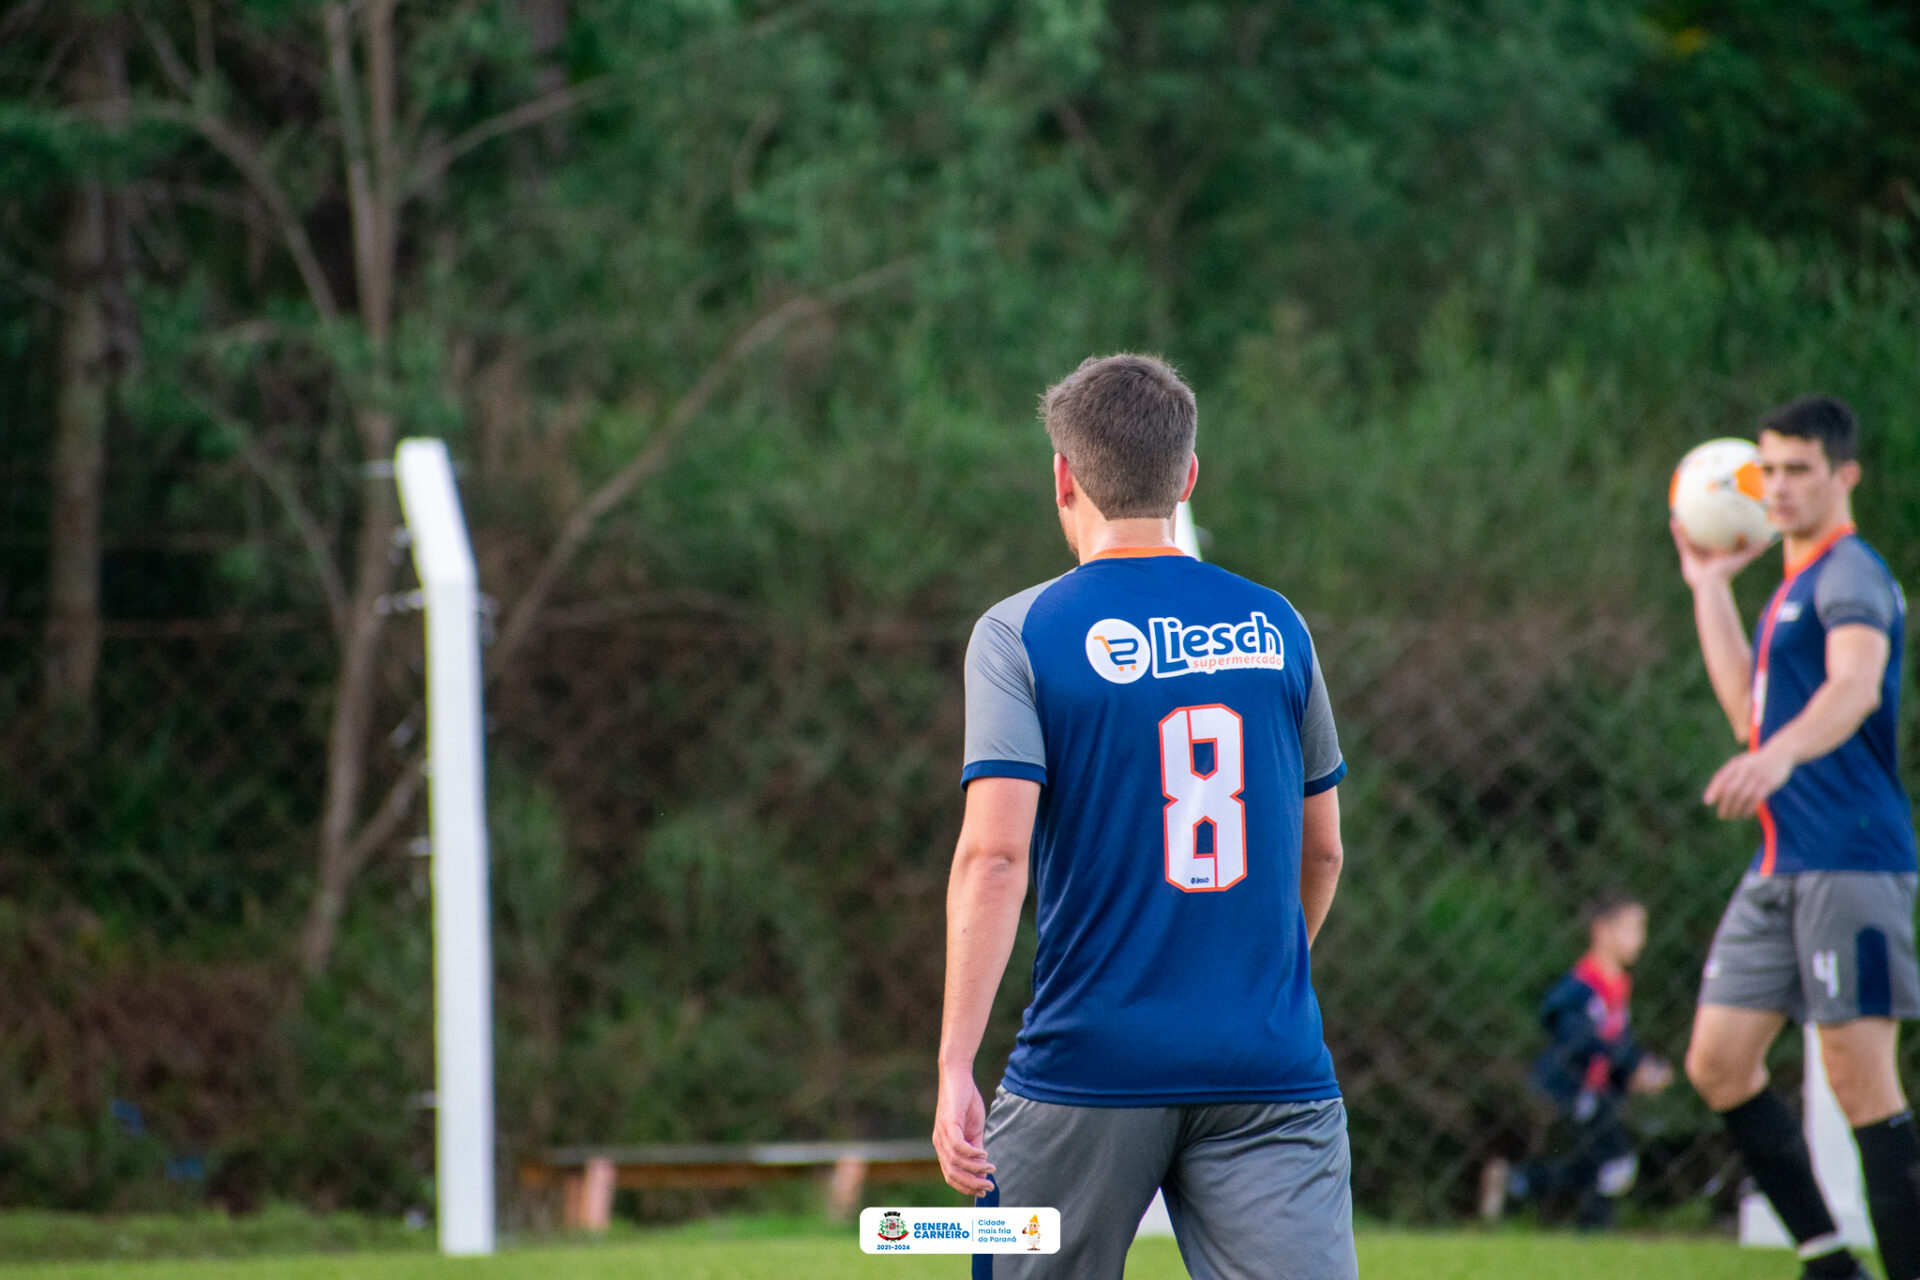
left=1782, top=507, right=1855, bottom=572
left=1074, top=517, right=1180, bottom=564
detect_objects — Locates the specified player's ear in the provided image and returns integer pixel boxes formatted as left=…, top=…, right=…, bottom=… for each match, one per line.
left=1177, top=453, right=1198, bottom=504
left=1836, top=458, right=1862, bottom=490
left=1054, top=453, right=1075, bottom=509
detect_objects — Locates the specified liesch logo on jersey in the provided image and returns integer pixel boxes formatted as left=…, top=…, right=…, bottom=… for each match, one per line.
left=1084, top=612, right=1285, bottom=684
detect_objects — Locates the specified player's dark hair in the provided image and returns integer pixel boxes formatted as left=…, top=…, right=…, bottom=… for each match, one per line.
left=1581, top=890, right=1642, bottom=930
left=1758, top=395, right=1858, bottom=466
left=1041, top=353, right=1197, bottom=519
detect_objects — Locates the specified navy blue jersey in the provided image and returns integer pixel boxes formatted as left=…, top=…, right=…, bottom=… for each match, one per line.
left=1530, top=956, right=1643, bottom=1110
left=962, top=548, right=1345, bottom=1106
left=1749, top=528, right=1915, bottom=875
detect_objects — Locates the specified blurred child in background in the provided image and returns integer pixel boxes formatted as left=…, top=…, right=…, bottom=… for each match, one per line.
left=1481, top=892, right=1673, bottom=1229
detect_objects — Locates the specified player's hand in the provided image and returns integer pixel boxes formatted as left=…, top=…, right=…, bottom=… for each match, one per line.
left=932, top=1063, right=994, bottom=1198
left=1630, top=1056, right=1673, bottom=1094
left=1703, top=746, right=1794, bottom=819
left=1671, top=519, right=1770, bottom=589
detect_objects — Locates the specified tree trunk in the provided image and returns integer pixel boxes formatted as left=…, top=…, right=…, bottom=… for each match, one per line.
left=301, top=0, right=403, bottom=975
left=45, top=25, right=134, bottom=724
left=522, top=0, right=569, bottom=155
left=301, top=412, right=397, bottom=975
left=45, top=183, right=108, bottom=720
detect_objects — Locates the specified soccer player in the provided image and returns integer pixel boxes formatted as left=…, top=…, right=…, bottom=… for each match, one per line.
left=932, top=354, right=1354, bottom=1279
left=1479, top=892, right=1673, bottom=1229
left=1673, top=395, right=1920, bottom=1280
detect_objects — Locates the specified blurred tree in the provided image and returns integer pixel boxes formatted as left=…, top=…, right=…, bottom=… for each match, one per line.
left=1624, top=0, right=1920, bottom=241
left=1038, top=0, right=1658, bottom=367
left=42, top=9, right=142, bottom=727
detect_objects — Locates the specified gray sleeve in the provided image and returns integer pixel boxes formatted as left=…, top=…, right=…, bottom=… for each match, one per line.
left=962, top=596, right=1047, bottom=787
left=1814, top=541, right=1899, bottom=633
left=1301, top=639, right=1345, bottom=794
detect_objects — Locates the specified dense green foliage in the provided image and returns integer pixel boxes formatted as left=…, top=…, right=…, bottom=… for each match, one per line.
left=3, top=0, right=1919, bottom=1223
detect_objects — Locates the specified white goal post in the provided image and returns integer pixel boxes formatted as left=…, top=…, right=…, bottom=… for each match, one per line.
left=1174, top=501, right=1200, bottom=560
left=395, top=438, right=498, bottom=1256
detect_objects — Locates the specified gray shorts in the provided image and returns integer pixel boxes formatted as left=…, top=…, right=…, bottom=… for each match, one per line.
left=974, top=1086, right=1355, bottom=1280
left=1698, top=871, right=1920, bottom=1023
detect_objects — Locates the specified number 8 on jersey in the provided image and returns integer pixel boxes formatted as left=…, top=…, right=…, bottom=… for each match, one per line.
left=1160, top=704, right=1247, bottom=891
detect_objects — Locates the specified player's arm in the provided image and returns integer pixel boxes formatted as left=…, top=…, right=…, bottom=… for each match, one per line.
left=1672, top=520, right=1769, bottom=740
left=1704, top=625, right=1889, bottom=819
left=1297, top=636, right=1346, bottom=946
left=934, top=777, right=1038, bottom=1198
left=1300, top=786, right=1342, bottom=947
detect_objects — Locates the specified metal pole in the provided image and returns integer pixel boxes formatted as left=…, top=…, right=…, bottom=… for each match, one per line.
left=1174, top=501, right=1201, bottom=560
left=395, top=438, right=497, bottom=1256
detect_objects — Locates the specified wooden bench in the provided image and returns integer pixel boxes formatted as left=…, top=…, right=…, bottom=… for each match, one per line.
left=519, top=1140, right=943, bottom=1229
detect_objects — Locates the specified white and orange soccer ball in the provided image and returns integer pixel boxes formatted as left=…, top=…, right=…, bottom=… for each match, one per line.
left=1670, top=438, right=1776, bottom=553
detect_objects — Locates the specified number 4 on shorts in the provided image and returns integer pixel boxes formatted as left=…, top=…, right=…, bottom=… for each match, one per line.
left=1811, top=949, right=1840, bottom=1000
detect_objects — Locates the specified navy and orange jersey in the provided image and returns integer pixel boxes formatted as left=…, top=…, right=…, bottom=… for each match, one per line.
left=1749, top=527, right=1915, bottom=876
left=1530, top=955, right=1643, bottom=1108
left=962, top=548, right=1345, bottom=1106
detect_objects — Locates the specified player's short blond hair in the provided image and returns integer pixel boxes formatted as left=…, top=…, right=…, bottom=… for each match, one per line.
left=1041, top=354, right=1196, bottom=519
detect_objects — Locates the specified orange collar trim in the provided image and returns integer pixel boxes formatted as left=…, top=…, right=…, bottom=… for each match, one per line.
left=1088, top=545, right=1189, bottom=561
left=1784, top=523, right=1855, bottom=580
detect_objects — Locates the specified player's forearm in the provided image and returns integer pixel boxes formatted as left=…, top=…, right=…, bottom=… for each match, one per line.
left=1300, top=844, right=1341, bottom=946
left=1299, top=788, right=1343, bottom=947
left=937, top=842, right=1028, bottom=1071
left=1758, top=675, right=1881, bottom=768
left=1692, top=581, right=1753, bottom=737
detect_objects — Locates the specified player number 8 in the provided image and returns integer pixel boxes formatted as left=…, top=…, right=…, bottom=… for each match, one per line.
left=1159, top=704, right=1246, bottom=892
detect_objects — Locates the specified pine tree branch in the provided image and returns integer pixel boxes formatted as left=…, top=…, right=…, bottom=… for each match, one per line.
left=341, top=754, right=425, bottom=877
left=183, top=389, right=352, bottom=641
left=235, top=438, right=353, bottom=641
left=134, top=96, right=341, bottom=324
left=490, top=256, right=918, bottom=670
left=404, top=6, right=810, bottom=200
left=406, top=76, right=616, bottom=199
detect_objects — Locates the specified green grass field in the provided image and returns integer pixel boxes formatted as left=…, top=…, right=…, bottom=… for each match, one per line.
left=2, top=1228, right=1839, bottom=1280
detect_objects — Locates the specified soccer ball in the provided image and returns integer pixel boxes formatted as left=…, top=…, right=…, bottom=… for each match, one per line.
left=1670, top=438, right=1775, bottom=553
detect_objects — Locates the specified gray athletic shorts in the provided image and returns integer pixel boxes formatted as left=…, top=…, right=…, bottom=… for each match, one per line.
left=1698, top=871, right=1920, bottom=1023
left=973, top=1086, right=1356, bottom=1280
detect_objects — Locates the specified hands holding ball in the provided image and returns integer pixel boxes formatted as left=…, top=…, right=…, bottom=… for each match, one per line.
left=1669, top=437, right=1775, bottom=578
left=1669, top=437, right=1792, bottom=820
left=1669, top=438, right=1775, bottom=555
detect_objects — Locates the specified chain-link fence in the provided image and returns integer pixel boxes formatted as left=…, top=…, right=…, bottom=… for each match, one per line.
left=3, top=594, right=1917, bottom=1223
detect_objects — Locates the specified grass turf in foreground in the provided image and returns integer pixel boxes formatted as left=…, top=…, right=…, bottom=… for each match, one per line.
left=0, top=1207, right=425, bottom=1262
left=3, top=1230, right=1832, bottom=1280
